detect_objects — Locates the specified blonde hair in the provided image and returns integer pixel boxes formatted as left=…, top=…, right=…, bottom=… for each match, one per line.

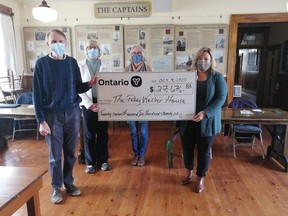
left=190, top=47, right=216, bottom=71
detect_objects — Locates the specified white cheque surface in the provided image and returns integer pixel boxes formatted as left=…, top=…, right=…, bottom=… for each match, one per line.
left=97, top=72, right=197, bottom=121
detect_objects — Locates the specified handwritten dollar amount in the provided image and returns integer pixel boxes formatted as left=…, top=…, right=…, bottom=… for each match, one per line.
left=150, top=83, right=193, bottom=95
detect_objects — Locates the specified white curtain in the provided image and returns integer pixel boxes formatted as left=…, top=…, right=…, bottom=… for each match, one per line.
left=0, top=13, right=17, bottom=77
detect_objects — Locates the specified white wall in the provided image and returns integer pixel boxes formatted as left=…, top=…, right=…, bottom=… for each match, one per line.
left=2, top=0, right=288, bottom=73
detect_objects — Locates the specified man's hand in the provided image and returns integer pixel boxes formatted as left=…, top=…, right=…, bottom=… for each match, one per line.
left=88, top=76, right=97, bottom=87
left=39, top=121, right=51, bottom=136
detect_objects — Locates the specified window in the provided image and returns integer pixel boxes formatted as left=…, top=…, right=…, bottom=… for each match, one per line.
left=0, top=4, right=17, bottom=101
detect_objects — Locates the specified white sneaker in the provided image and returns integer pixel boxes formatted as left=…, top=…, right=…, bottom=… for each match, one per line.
left=101, top=163, right=110, bottom=171
left=51, top=188, right=63, bottom=204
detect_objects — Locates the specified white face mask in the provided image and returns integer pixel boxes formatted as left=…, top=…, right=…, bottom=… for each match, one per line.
left=50, top=43, right=65, bottom=58
left=87, top=48, right=100, bottom=59
left=197, top=60, right=211, bottom=72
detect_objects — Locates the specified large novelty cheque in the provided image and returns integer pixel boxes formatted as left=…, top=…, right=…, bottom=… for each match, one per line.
left=97, top=72, right=197, bottom=121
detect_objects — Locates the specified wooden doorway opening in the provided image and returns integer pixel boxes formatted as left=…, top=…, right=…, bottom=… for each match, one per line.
left=227, top=13, right=288, bottom=103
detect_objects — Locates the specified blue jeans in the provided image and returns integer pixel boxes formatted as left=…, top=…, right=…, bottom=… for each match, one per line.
left=128, top=121, right=149, bottom=158
left=45, top=107, right=81, bottom=189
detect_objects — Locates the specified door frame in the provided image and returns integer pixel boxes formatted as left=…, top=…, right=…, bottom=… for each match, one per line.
left=227, top=13, right=288, bottom=103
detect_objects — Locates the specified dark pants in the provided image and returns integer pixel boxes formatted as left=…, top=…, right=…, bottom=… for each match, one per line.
left=180, top=121, right=215, bottom=177
left=82, top=106, right=109, bottom=166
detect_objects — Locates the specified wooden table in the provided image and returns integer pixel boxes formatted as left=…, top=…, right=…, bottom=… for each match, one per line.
left=222, top=108, right=288, bottom=172
left=0, top=104, right=34, bottom=118
left=0, top=166, right=47, bottom=216
left=0, top=104, right=35, bottom=147
left=0, top=104, right=85, bottom=164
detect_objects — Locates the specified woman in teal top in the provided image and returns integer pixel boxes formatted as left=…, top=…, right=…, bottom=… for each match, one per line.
left=179, top=47, right=227, bottom=193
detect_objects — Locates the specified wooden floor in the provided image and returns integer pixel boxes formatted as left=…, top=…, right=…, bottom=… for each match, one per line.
left=1, top=122, right=288, bottom=216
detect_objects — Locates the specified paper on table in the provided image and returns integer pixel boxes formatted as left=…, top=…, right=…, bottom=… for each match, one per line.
left=27, top=105, right=34, bottom=108
left=240, top=110, right=253, bottom=114
left=252, top=109, right=264, bottom=113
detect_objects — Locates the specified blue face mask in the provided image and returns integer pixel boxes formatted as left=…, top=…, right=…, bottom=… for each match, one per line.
left=50, top=43, right=65, bottom=58
left=87, top=48, right=100, bottom=59
left=131, top=54, right=143, bottom=64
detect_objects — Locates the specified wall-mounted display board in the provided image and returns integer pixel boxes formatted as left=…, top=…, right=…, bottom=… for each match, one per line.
left=175, top=24, right=228, bottom=75
left=124, top=25, right=175, bottom=72
left=75, top=25, right=124, bottom=72
left=23, top=27, right=72, bottom=73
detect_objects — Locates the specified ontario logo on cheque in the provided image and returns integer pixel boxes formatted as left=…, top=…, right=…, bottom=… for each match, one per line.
left=98, top=76, right=142, bottom=87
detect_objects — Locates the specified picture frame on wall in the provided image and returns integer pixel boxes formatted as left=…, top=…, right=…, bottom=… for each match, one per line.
left=281, top=40, right=288, bottom=74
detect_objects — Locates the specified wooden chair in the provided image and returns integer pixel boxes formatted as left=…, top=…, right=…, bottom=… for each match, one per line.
left=0, top=76, right=14, bottom=103
left=0, top=70, right=24, bottom=103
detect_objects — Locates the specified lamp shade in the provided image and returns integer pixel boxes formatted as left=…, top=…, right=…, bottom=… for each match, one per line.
left=32, top=1, right=57, bottom=23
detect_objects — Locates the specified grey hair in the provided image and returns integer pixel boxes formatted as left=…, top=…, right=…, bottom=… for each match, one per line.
left=129, top=45, right=146, bottom=61
left=85, top=39, right=101, bottom=56
left=46, top=29, right=66, bottom=41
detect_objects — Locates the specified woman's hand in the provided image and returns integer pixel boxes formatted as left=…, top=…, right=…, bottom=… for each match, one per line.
left=89, top=103, right=98, bottom=112
left=39, top=121, right=51, bottom=136
left=193, top=111, right=206, bottom=122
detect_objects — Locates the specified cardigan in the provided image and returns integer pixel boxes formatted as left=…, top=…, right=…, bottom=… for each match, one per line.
left=179, top=70, right=227, bottom=137
left=78, top=59, right=107, bottom=109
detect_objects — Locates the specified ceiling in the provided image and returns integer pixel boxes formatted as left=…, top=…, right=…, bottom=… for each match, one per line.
left=14, top=0, right=151, bottom=3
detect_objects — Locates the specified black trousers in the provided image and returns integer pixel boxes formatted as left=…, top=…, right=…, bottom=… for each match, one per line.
left=180, top=121, right=215, bottom=177
left=82, top=106, right=109, bottom=166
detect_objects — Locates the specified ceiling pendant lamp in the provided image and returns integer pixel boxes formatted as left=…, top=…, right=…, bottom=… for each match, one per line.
left=32, top=0, right=58, bottom=23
